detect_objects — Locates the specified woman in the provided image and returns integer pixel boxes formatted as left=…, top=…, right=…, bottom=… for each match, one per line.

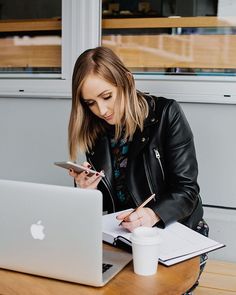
left=68, top=46, right=208, bottom=293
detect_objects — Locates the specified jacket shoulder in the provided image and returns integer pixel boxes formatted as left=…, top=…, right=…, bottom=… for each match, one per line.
left=145, top=95, right=180, bottom=118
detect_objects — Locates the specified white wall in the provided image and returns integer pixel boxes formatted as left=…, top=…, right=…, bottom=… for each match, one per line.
left=0, top=97, right=235, bottom=262
left=0, top=97, right=75, bottom=186
left=202, top=207, right=236, bottom=262
left=181, top=102, right=236, bottom=208
left=181, top=102, right=236, bottom=262
left=218, top=0, right=236, bottom=16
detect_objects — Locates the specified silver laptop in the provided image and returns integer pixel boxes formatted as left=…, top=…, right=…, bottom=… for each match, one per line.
left=0, top=179, right=132, bottom=286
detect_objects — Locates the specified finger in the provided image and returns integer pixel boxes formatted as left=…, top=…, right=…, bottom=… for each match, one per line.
left=82, top=161, right=92, bottom=168
left=74, top=170, right=87, bottom=180
left=84, top=172, right=101, bottom=182
left=121, top=218, right=142, bottom=232
left=125, top=210, right=140, bottom=222
left=69, top=169, right=77, bottom=177
left=116, top=210, right=133, bottom=220
left=79, top=172, right=102, bottom=189
left=74, top=171, right=88, bottom=187
left=87, top=176, right=102, bottom=189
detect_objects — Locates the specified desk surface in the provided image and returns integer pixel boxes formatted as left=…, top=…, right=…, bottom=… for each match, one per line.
left=0, top=244, right=199, bottom=295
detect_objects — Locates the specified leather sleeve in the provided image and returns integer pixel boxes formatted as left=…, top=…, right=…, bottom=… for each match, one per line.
left=150, top=100, right=201, bottom=228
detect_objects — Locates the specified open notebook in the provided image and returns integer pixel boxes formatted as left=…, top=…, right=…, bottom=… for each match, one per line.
left=103, top=210, right=225, bottom=266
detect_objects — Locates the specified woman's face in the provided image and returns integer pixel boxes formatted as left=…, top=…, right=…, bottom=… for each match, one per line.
left=81, top=74, right=123, bottom=125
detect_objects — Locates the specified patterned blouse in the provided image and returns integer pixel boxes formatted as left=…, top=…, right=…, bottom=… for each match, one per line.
left=109, top=131, right=135, bottom=211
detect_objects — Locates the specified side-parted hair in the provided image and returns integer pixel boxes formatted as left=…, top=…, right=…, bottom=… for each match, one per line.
left=68, top=46, right=148, bottom=161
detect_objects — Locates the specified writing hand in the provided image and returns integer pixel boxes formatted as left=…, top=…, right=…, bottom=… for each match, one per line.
left=116, top=207, right=160, bottom=232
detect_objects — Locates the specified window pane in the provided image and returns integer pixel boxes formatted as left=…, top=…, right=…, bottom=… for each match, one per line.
left=0, top=0, right=61, bottom=75
left=101, top=0, right=236, bottom=76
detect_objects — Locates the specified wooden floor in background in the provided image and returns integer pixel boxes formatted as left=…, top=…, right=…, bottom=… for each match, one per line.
left=195, top=260, right=236, bottom=294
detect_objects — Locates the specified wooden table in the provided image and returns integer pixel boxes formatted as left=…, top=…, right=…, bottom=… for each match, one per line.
left=0, top=244, right=200, bottom=295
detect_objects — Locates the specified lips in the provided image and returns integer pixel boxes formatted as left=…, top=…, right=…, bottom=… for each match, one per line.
left=104, top=114, right=113, bottom=121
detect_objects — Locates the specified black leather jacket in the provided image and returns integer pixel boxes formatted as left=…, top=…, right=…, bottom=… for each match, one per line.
left=86, top=96, right=203, bottom=230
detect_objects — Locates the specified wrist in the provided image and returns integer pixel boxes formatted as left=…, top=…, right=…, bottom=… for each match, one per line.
left=146, top=208, right=160, bottom=225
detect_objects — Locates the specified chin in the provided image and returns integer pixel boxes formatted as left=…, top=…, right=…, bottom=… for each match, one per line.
left=104, top=118, right=116, bottom=125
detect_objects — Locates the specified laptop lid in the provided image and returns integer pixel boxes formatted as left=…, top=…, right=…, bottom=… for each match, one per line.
left=0, top=179, right=132, bottom=286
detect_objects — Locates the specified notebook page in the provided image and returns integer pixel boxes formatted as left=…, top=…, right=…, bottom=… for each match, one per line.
left=102, top=210, right=224, bottom=263
left=102, top=210, right=132, bottom=243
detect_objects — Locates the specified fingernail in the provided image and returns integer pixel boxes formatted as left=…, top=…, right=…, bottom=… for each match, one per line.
left=85, top=171, right=89, bottom=174
left=96, top=172, right=99, bottom=176
left=87, top=164, right=91, bottom=168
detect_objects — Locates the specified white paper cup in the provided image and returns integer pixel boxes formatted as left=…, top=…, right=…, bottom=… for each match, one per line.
left=130, top=227, right=161, bottom=276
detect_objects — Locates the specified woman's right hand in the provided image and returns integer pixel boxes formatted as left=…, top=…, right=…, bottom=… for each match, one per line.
left=68, top=161, right=103, bottom=189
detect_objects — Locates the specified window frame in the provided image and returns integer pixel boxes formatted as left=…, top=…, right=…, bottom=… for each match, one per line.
left=134, top=74, right=236, bottom=104
left=1, top=0, right=236, bottom=104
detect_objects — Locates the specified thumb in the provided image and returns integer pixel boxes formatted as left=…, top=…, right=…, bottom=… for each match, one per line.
left=116, top=210, right=133, bottom=220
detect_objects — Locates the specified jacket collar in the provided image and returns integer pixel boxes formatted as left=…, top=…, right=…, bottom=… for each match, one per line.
left=143, top=94, right=159, bottom=127
left=126, top=94, right=158, bottom=159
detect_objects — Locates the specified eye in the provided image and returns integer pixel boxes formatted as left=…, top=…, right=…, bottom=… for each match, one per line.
left=103, top=94, right=112, bottom=100
left=84, top=100, right=95, bottom=107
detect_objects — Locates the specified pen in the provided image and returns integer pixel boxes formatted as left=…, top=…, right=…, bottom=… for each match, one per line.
left=119, top=193, right=156, bottom=225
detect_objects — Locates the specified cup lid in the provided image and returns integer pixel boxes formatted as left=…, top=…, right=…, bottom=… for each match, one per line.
left=130, top=227, right=161, bottom=245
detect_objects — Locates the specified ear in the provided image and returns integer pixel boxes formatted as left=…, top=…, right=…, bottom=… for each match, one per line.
left=126, top=71, right=134, bottom=85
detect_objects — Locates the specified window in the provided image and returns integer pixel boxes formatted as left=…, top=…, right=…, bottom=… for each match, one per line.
left=102, top=0, right=236, bottom=76
left=0, top=0, right=61, bottom=76
left=0, top=0, right=100, bottom=98
left=101, top=0, right=236, bottom=103
left=1, top=0, right=236, bottom=103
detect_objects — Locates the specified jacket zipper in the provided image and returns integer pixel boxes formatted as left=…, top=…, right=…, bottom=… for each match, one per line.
left=87, top=158, right=116, bottom=213
left=143, top=153, right=156, bottom=202
left=153, top=148, right=165, bottom=181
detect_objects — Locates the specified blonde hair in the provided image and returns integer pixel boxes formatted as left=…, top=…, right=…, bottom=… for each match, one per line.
left=68, top=46, right=148, bottom=161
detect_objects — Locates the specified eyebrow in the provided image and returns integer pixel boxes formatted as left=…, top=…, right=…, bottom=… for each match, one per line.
left=97, top=89, right=111, bottom=97
left=83, top=89, right=111, bottom=101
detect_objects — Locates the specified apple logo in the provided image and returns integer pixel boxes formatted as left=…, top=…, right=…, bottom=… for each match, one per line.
left=30, top=220, right=45, bottom=240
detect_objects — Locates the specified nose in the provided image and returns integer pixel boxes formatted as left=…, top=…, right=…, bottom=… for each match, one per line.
left=97, top=101, right=108, bottom=116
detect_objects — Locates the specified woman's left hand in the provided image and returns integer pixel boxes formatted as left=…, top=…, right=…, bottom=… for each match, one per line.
left=116, top=208, right=160, bottom=232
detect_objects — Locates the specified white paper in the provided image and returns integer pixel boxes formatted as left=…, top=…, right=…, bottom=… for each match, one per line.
left=102, top=211, right=225, bottom=266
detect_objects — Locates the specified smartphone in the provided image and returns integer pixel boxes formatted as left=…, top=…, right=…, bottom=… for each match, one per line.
left=54, top=161, right=105, bottom=177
